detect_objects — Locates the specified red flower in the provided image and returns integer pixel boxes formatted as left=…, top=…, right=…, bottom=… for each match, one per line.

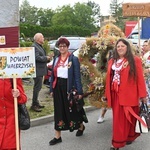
left=101, top=66, right=105, bottom=70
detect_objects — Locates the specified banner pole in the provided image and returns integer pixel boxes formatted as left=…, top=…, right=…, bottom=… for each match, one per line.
left=13, top=78, right=20, bottom=150
left=138, top=17, right=141, bottom=52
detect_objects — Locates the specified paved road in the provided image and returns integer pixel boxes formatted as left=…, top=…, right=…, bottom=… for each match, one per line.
left=21, top=109, right=150, bottom=150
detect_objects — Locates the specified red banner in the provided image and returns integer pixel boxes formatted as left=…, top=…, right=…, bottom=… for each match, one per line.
left=0, top=26, right=19, bottom=48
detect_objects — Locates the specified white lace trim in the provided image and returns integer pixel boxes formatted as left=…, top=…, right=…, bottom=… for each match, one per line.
left=112, top=59, right=124, bottom=85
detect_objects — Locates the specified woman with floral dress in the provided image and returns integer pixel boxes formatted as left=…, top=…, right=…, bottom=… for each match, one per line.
left=49, top=38, right=88, bottom=145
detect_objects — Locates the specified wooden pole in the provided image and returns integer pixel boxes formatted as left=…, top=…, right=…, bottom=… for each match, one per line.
left=13, top=78, right=20, bottom=150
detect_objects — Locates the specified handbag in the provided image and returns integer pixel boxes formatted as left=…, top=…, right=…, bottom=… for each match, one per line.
left=18, top=104, right=30, bottom=130
left=10, top=79, right=30, bottom=130
left=140, top=102, right=150, bottom=130
left=68, top=86, right=93, bottom=112
left=135, top=115, right=148, bottom=133
left=68, top=87, right=84, bottom=112
left=135, top=102, right=149, bottom=133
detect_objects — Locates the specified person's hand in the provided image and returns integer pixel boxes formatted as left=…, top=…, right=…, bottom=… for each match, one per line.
left=47, top=53, right=54, bottom=61
left=49, top=53, right=54, bottom=59
left=12, top=89, right=20, bottom=98
left=78, top=95, right=82, bottom=99
left=47, top=56, right=51, bottom=61
left=140, top=97, right=147, bottom=103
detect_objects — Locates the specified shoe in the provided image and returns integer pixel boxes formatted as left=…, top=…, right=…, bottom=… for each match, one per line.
left=49, top=137, right=62, bottom=145
left=126, top=141, right=132, bottom=145
left=97, top=117, right=104, bottom=123
left=30, top=105, right=42, bottom=112
left=110, top=146, right=119, bottom=150
left=38, top=104, right=45, bottom=108
left=76, top=125, right=85, bottom=136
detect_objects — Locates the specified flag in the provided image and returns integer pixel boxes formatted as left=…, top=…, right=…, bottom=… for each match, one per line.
left=141, top=17, right=150, bottom=39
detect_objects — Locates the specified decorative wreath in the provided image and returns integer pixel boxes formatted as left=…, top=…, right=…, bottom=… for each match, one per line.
left=78, top=22, right=138, bottom=108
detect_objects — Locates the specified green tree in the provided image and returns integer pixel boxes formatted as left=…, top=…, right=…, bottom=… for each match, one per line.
left=87, top=1, right=102, bottom=27
left=51, top=5, right=75, bottom=26
left=20, top=0, right=38, bottom=24
left=37, top=8, right=54, bottom=27
left=110, top=0, right=124, bottom=30
left=73, top=2, right=95, bottom=29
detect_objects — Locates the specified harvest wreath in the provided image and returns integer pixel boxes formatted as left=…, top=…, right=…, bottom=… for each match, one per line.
left=78, top=22, right=138, bottom=108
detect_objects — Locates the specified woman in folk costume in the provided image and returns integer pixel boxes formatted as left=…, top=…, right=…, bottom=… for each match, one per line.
left=49, top=38, right=88, bottom=145
left=105, top=38, right=147, bottom=150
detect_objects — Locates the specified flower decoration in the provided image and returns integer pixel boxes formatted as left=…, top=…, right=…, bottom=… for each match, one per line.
left=57, top=120, right=65, bottom=129
left=78, top=43, right=90, bottom=56
left=93, top=77, right=104, bottom=90
left=78, top=22, right=138, bottom=108
left=80, top=64, right=90, bottom=76
left=68, top=61, right=72, bottom=68
left=69, top=121, right=76, bottom=129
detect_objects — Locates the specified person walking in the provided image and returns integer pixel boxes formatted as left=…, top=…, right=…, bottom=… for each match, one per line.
left=30, top=33, right=51, bottom=112
left=49, top=37, right=88, bottom=145
left=105, top=38, right=147, bottom=150
left=97, top=107, right=107, bottom=123
left=97, top=50, right=113, bottom=124
left=142, top=40, right=150, bottom=106
left=0, top=78, right=27, bottom=150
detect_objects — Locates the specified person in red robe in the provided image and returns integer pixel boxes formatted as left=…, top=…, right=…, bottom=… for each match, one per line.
left=0, top=78, right=27, bottom=150
left=105, top=38, right=147, bottom=150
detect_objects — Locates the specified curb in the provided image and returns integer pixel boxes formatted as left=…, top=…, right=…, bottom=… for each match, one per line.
left=30, top=106, right=97, bottom=127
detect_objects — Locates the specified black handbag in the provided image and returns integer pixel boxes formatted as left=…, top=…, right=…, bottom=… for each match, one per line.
left=68, top=87, right=85, bottom=112
left=18, top=104, right=30, bottom=130
left=140, top=102, right=150, bottom=130
left=68, top=87, right=93, bottom=112
left=10, top=79, right=30, bottom=130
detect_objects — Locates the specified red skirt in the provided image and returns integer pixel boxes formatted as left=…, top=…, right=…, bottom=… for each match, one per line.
left=111, top=91, right=140, bottom=148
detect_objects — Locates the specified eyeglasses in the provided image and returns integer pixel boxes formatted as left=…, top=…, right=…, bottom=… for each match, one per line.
left=58, top=45, right=67, bottom=48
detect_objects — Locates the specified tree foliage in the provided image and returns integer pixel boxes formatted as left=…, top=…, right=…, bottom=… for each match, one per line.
left=109, top=0, right=137, bottom=31
left=87, top=1, right=101, bottom=27
left=20, top=0, right=137, bottom=38
left=51, top=5, right=75, bottom=26
left=20, top=0, right=100, bottom=30
left=20, top=0, right=38, bottom=24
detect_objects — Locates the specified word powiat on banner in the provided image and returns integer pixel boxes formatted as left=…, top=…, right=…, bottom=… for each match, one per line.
left=0, top=47, right=36, bottom=78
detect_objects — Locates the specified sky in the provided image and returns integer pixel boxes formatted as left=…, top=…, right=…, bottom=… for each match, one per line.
left=19, top=0, right=150, bottom=16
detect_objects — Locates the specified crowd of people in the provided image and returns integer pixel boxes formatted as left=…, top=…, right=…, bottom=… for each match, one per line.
left=1, top=31, right=150, bottom=150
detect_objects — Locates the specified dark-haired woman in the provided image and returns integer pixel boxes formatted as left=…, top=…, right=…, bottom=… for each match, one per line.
left=105, top=38, right=147, bottom=150
left=49, top=38, right=88, bottom=145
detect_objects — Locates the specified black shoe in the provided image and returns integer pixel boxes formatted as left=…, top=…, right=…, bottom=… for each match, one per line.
left=30, top=105, right=42, bottom=112
left=126, top=141, right=132, bottom=145
left=76, top=125, right=85, bottom=136
left=49, top=137, right=62, bottom=145
left=38, top=104, right=45, bottom=108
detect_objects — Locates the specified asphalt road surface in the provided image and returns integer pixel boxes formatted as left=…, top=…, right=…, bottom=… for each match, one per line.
left=21, top=109, right=150, bottom=150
